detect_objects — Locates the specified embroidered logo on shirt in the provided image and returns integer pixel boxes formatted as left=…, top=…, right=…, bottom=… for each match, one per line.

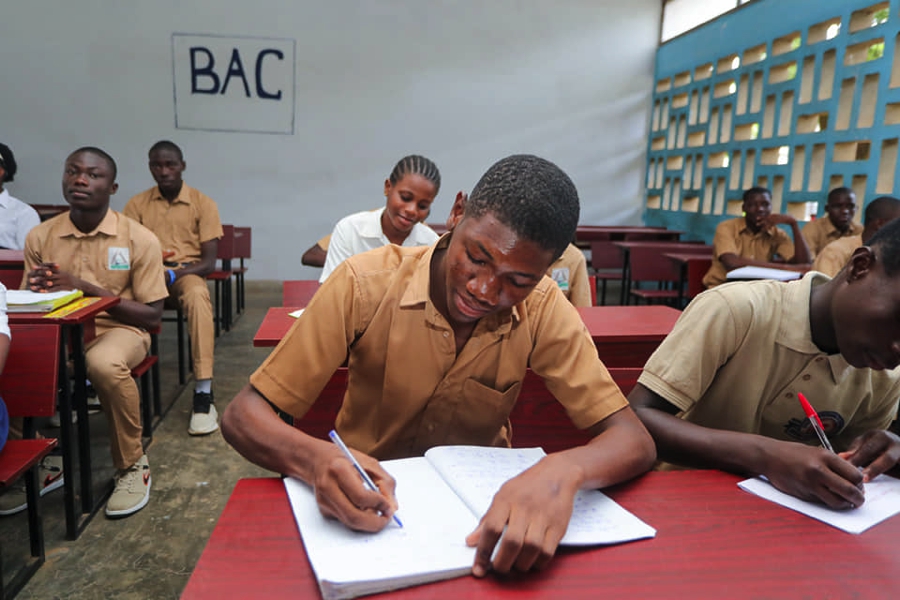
left=784, top=410, right=845, bottom=442
left=551, top=267, right=570, bottom=291
left=108, top=247, right=131, bottom=270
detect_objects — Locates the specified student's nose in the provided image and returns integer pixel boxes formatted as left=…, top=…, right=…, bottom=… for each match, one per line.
left=468, top=272, right=500, bottom=308
left=72, top=172, right=89, bottom=185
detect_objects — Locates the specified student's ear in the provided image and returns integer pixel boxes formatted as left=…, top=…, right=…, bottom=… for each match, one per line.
left=182, top=160, right=187, bottom=171
left=110, top=182, right=119, bottom=196
left=383, top=179, right=391, bottom=197
left=445, top=191, right=467, bottom=231
left=845, top=246, right=876, bottom=282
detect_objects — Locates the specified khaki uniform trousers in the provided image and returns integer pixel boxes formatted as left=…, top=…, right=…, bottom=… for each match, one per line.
left=171, top=274, right=215, bottom=380
left=85, top=327, right=150, bottom=470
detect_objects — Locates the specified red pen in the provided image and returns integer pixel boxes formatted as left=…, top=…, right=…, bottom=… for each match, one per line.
left=797, top=392, right=835, bottom=453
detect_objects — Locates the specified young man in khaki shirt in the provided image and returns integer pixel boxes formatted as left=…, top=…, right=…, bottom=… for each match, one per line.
left=703, top=187, right=811, bottom=288
left=812, top=196, right=900, bottom=277
left=124, top=141, right=223, bottom=436
left=23, top=147, right=167, bottom=517
left=629, top=218, right=900, bottom=511
left=802, top=187, right=863, bottom=257
left=222, top=155, right=655, bottom=577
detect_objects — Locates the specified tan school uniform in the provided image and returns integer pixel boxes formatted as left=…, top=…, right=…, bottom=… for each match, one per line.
left=639, top=272, right=900, bottom=452
left=23, top=210, right=168, bottom=468
left=547, top=243, right=591, bottom=307
left=123, top=184, right=223, bottom=379
left=802, top=217, right=862, bottom=257
left=811, top=235, right=862, bottom=277
left=251, top=235, right=627, bottom=460
left=702, top=217, right=795, bottom=288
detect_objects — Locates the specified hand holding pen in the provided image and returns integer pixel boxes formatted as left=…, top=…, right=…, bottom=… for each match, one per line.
left=317, top=430, right=402, bottom=530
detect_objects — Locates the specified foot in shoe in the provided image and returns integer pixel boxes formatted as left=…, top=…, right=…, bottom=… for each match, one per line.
left=105, top=455, right=151, bottom=518
left=189, top=391, right=219, bottom=436
left=0, top=455, right=65, bottom=516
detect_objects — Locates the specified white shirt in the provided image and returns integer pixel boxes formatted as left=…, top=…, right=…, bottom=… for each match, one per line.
left=0, top=282, right=9, bottom=340
left=320, top=208, right=439, bottom=282
left=0, top=189, right=41, bottom=250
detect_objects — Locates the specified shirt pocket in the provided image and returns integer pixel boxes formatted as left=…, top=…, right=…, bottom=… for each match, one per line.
left=449, top=378, right=523, bottom=446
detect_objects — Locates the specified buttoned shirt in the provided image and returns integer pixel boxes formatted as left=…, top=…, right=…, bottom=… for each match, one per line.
left=547, top=243, right=591, bottom=307
left=123, top=183, right=223, bottom=265
left=320, top=208, right=439, bottom=282
left=703, top=217, right=795, bottom=288
left=23, top=210, right=168, bottom=335
left=811, top=234, right=862, bottom=277
left=252, top=235, right=627, bottom=460
left=639, top=272, right=900, bottom=451
left=802, top=217, right=862, bottom=257
left=0, top=189, right=40, bottom=250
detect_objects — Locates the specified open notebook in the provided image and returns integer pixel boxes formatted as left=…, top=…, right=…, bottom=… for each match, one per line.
left=6, top=289, right=83, bottom=312
left=285, top=445, right=656, bottom=600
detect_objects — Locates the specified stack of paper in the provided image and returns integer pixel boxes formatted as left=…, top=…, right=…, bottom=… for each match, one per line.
left=6, top=289, right=84, bottom=313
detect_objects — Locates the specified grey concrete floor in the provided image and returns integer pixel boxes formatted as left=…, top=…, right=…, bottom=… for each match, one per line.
left=5, top=281, right=282, bottom=600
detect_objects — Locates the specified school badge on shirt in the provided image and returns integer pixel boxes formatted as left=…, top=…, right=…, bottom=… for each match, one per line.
left=551, top=267, right=570, bottom=291
left=108, top=247, right=131, bottom=270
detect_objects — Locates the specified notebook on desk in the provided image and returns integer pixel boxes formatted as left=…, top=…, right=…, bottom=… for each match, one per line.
left=285, top=445, right=656, bottom=600
left=6, top=289, right=83, bottom=312
left=726, top=266, right=802, bottom=281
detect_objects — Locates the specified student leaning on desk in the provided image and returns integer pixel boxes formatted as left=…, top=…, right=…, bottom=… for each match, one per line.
left=223, top=155, right=655, bottom=577
left=629, top=217, right=900, bottom=511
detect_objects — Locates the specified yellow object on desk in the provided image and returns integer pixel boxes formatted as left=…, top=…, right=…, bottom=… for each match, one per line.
left=6, top=289, right=84, bottom=313
left=43, top=296, right=102, bottom=318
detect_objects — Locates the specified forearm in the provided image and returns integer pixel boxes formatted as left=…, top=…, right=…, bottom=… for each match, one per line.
left=106, top=299, right=163, bottom=331
left=221, top=385, right=332, bottom=483
left=633, top=404, right=776, bottom=475
left=787, top=224, right=812, bottom=264
left=546, top=407, right=656, bottom=490
left=175, top=258, right=216, bottom=279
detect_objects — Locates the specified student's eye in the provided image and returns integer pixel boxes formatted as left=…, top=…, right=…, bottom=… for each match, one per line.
left=508, top=278, right=532, bottom=289
left=466, top=249, right=485, bottom=266
left=89, top=173, right=99, bottom=179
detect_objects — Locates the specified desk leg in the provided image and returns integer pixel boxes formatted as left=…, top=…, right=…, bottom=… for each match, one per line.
left=56, top=327, right=79, bottom=540
left=70, top=324, right=94, bottom=515
left=677, top=263, right=687, bottom=308
left=620, top=249, right=631, bottom=305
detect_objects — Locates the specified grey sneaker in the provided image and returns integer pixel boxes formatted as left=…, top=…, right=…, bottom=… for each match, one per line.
left=105, top=455, right=151, bottom=518
left=189, top=391, right=219, bottom=436
left=0, top=455, right=65, bottom=516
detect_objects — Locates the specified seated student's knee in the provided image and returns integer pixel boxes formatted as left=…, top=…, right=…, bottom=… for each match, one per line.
left=177, top=275, right=212, bottom=306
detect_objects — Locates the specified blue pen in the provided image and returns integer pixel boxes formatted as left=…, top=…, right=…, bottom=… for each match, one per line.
left=328, top=430, right=403, bottom=528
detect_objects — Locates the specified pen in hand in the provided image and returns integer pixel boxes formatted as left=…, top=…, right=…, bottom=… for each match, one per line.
left=328, top=430, right=403, bottom=528
left=797, top=392, right=834, bottom=453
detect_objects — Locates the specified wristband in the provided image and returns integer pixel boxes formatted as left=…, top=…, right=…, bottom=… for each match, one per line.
left=166, top=269, right=176, bottom=285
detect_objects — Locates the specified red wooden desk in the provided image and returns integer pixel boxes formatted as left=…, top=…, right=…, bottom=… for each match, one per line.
left=182, top=471, right=900, bottom=599
left=576, top=306, right=680, bottom=367
left=574, top=226, right=683, bottom=243
left=10, top=296, right=121, bottom=539
left=255, top=306, right=679, bottom=368
left=664, top=252, right=713, bottom=307
left=613, top=241, right=711, bottom=305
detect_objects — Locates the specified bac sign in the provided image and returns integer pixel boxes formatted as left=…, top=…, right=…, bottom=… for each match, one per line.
left=172, top=33, right=295, bottom=134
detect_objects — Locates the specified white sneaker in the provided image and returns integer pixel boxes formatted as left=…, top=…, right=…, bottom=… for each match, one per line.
left=0, top=455, right=65, bottom=516
left=105, top=455, right=151, bottom=518
left=188, top=392, right=219, bottom=436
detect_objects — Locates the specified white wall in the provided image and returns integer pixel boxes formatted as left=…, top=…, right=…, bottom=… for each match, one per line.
left=1, top=1, right=661, bottom=279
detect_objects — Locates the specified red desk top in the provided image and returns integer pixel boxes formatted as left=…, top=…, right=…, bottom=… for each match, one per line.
left=182, top=471, right=900, bottom=599
left=0, top=249, right=24, bottom=267
left=576, top=306, right=681, bottom=343
left=7, top=296, right=120, bottom=326
left=254, top=306, right=681, bottom=348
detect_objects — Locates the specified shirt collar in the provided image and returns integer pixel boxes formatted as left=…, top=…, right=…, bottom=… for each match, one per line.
left=359, top=208, right=387, bottom=239
left=399, top=232, right=519, bottom=334
left=152, top=183, right=191, bottom=205
left=775, top=271, right=852, bottom=382
left=738, top=219, right=779, bottom=238
left=58, top=208, right=118, bottom=238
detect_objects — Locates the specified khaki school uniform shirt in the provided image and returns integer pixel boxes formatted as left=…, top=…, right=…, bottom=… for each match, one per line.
left=639, top=272, right=900, bottom=451
left=251, top=235, right=627, bottom=460
left=547, top=243, right=591, bottom=307
left=703, top=217, right=795, bottom=288
left=23, top=210, right=169, bottom=335
left=123, top=183, right=223, bottom=265
left=811, top=235, right=862, bottom=277
left=802, top=217, right=862, bottom=257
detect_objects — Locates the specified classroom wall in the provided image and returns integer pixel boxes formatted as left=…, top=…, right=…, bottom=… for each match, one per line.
left=0, top=1, right=661, bottom=279
left=646, top=0, right=900, bottom=242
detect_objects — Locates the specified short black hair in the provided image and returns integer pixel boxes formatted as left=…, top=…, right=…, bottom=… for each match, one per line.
left=827, top=187, right=855, bottom=203
left=0, top=143, right=17, bottom=183
left=68, top=146, right=117, bottom=179
left=743, top=187, right=771, bottom=203
left=864, top=196, right=900, bottom=225
left=464, top=155, right=579, bottom=260
left=388, top=155, right=441, bottom=194
left=149, top=140, right=184, bottom=161
left=867, top=216, right=900, bottom=277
